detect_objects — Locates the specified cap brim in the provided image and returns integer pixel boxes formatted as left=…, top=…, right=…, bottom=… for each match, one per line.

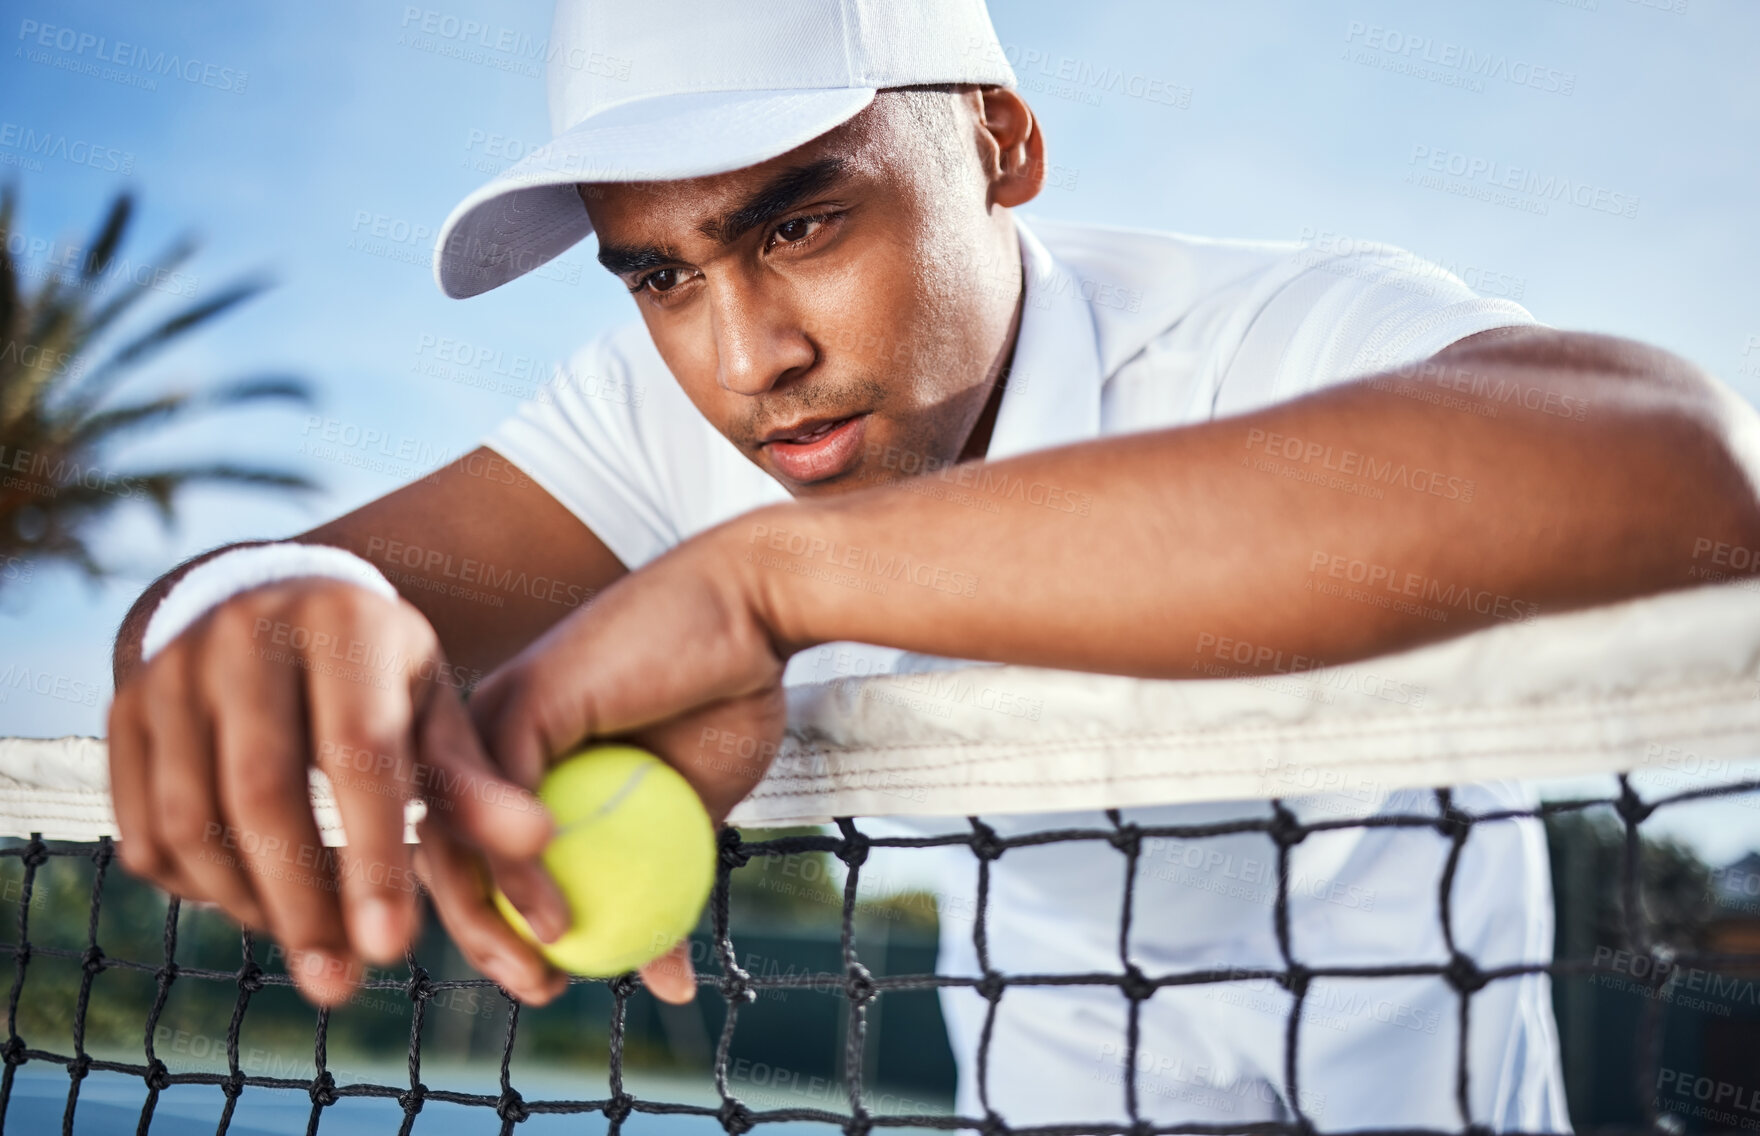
left=433, top=87, right=878, bottom=299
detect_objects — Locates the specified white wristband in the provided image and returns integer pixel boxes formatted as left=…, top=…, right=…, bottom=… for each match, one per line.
left=140, top=543, right=397, bottom=662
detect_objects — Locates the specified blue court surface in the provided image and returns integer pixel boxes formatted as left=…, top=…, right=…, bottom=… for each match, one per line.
left=3, top=1064, right=854, bottom=1135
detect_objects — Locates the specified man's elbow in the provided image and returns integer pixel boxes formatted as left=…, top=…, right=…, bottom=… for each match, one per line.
left=1589, top=336, right=1760, bottom=571
left=1444, top=327, right=1760, bottom=570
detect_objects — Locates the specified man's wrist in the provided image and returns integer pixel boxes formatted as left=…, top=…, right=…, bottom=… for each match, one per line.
left=140, top=542, right=397, bottom=662
left=717, top=501, right=835, bottom=658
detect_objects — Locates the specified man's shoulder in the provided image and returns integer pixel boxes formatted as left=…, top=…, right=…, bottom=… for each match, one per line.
left=560, top=319, right=668, bottom=386
left=1024, top=216, right=1315, bottom=376
left=550, top=320, right=698, bottom=432
left=1028, top=215, right=1304, bottom=284
left=1025, top=215, right=1527, bottom=380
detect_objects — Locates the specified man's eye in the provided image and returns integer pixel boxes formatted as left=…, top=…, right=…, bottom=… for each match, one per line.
left=771, top=215, right=827, bottom=246
left=640, top=268, right=679, bottom=293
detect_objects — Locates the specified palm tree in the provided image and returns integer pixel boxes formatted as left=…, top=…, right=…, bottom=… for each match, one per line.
left=0, top=187, right=316, bottom=586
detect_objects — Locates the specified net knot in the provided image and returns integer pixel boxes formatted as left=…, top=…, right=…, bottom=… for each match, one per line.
left=845, top=962, right=876, bottom=1006
left=21, top=837, right=48, bottom=869
left=605, top=1092, right=634, bottom=1124
left=836, top=831, right=870, bottom=869
left=718, top=1096, right=755, bottom=1135
left=980, top=1109, right=1009, bottom=1136
left=405, top=966, right=435, bottom=1004
left=66, top=1052, right=92, bottom=1082
left=154, top=962, right=179, bottom=987
left=969, top=821, right=1005, bottom=862
left=1615, top=781, right=1655, bottom=825
left=144, top=1059, right=171, bottom=1091
left=0, top=1037, right=23, bottom=1067
left=1108, top=825, right=1142, bottom=857
left=1445, top=952, right=1488, bottom=994
left=610, top=972, right=642, bottom=999
left=719, top=827, right=751, bottom=870
left=976, top=971, right=1005, bottom=1003
left=1436, top=805, right=1473, bottom=842
left=1269, top=805, right=1308, bottom=848
left=1120, top=966, right=1155, bottom=1003
left=496, top=1087, right=529, bottom=1123
left=309, top=1069, right=338, bottom=1107
left=81, top=945, right=106, bottom=977
left=846, top=1110, right=873, bottom=1136
left=1128, top=1121, right=1154, bottom=1136
left=398, top=1084, right=427, bottom=1115
left=1279, top=963, right=1312, bottom=998
left=222, top=1071, right=246, bottom=1099
left=719, top=967, right=756, bottom=1005
left=236, top=960, right=267, bottom=994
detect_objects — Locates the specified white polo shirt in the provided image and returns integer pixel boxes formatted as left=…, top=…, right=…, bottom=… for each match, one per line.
left=483, top=215, right=1569, bottom=1129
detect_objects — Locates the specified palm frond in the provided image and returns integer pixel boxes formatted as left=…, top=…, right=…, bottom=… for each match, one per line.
left=80, top=194, right=132, bottom=283
left=64, top=374, right=312, bottom=449
left=0, top=189, right=317, bottom=590
left=0, top=185, right=19, bottom=375
left=21, top=272, right=267, bottom=431
left=128, top=464, right=317, bottom=524
left=76, top=235, right=197, bottom=354
left=104, top=277, right=271, bottom=372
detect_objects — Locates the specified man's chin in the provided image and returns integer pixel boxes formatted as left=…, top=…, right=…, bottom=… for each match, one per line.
left=770, top=461, right=874, bottom=497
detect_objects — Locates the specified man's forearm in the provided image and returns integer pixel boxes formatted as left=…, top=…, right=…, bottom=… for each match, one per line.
left=741, top=333, right=1760, bottom=677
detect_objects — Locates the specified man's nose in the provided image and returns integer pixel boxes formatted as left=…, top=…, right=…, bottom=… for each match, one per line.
left=708, top=273, right=815, bottom=396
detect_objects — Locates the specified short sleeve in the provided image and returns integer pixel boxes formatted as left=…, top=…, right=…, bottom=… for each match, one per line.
left=1212, top=243, right=1542, bottom=418
left=480, top=335, right=680, bottom=571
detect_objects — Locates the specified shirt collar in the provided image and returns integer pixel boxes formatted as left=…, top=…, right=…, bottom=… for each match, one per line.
left=979, top=214, right=1105, bottom=462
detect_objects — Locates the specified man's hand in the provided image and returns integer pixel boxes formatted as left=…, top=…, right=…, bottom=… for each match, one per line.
left=107, top=578, right=571, bottom=1006
left=467, top=530, right=790, bottom=1001
left=468, top=535, right=788, bottom=812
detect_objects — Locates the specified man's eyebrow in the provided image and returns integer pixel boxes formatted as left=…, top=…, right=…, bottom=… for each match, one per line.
left=698, top=157, right=849, bottom=245
left=596, top=241, right=678, bottom=276
left=592, top=156, right=849, bottom=277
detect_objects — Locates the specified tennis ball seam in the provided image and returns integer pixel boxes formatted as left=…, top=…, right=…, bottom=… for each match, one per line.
left=499, top=745, right=715, bottom=976
left=552, top=762, right=652, bottom=838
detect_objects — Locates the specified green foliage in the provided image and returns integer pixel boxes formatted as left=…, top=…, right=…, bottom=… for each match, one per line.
left=0, top=187, right=315, bottom=584
left=1545, top=806, right=1718, bottom=954
left=727, top=826, right=939, bottom=934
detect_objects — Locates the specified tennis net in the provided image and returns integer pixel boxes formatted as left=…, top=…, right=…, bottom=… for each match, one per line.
left=3, top=582, right=1760, bottom=1134
left=4, top=771, right=1760, bottom=1135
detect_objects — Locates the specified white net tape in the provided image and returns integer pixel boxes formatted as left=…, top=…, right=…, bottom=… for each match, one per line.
left=4, top=580, right=1758, bottom=838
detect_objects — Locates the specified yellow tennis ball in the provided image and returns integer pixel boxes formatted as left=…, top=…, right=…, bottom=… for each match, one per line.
left=492, top=743, right=715, bottom=977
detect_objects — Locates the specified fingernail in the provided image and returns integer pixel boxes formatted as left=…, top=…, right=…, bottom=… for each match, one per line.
left=507, top=865, right=570, bottom=942
left=291, top=950, right=350, bottom=1004
left=354, top=896, right=402, bottom=961
left=484, top=951, right=528, bottom=992
left=527, top=894, right=570, bottom=943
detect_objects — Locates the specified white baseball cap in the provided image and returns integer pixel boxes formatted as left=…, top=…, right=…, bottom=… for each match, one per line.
left=433, top=0, right=1019, bottom=299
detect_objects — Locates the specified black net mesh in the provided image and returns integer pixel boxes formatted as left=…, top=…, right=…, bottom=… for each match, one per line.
left=3, top=773, right=1759, bottom=1136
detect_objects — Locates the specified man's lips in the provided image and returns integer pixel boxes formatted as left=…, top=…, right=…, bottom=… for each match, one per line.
left=762, top=414, right=868, bottom=483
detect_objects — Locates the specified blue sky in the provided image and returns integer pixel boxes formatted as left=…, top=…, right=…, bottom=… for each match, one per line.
left=2, top=0, right=1758, bottom=852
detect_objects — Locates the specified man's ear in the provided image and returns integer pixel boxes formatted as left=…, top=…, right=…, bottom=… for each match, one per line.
left=977, top=87, right=1045, bottom=209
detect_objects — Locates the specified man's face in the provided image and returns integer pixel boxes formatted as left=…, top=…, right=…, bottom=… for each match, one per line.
left=579, top=88, right=1041, bottom=496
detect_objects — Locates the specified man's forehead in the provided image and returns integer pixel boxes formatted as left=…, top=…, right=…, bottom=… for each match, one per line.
left=583, top=131, right=875, bottom=273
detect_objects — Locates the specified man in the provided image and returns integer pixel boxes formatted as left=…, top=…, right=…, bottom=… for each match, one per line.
left=108, top=0, right=1760, bottom=1127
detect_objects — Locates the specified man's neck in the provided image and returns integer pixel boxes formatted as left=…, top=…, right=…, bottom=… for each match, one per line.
left=956, top=236, right=1027, bottom=464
